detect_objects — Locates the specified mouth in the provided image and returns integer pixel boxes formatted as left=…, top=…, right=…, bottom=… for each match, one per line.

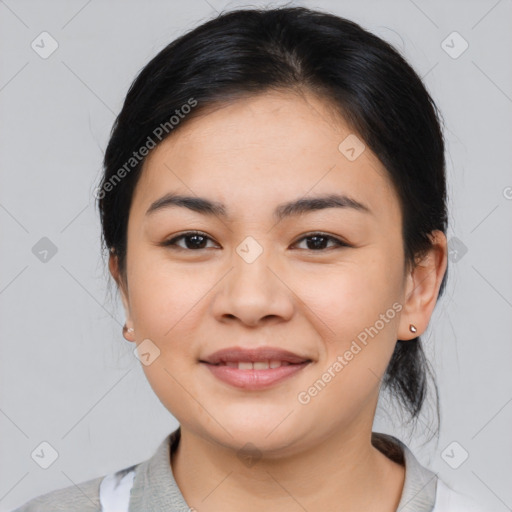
left=205, top=360, right=306, bottom=370
left=200, top=346, right=311, bottom=365
left=199, top=346, right=313, bottom=390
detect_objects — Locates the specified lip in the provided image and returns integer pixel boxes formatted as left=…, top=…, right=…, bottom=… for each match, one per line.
left=200, top=346, right=310, bottom=365
left=202, top=362, right=310, bottom=390
left=199, top=346, right=312, bottom=390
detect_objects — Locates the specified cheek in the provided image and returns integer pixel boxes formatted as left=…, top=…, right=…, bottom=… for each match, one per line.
left=128, top=253, right=207, bottom=337
left=293, top=257, right=402, bottom=396
left=126, top=260, right=205, bottom=409
left=296, top=278, right=400, bottom=422
left=291, top=258, right=400, bottom=341
left=138, top=360, right=204, bottom=429
left=128, top=261, right=204, bottom=420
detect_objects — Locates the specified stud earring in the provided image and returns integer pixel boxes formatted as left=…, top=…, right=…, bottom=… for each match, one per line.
left=409, top=324, right=417, bottom=333
left=123, top=324, right=134, bottom=336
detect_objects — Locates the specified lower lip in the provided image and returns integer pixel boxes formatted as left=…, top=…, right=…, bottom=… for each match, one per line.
left=201, top=362, right=310, bottom=390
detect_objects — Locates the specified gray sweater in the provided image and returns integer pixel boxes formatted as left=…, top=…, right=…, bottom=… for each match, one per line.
left=12, top=428, right=439, bottom=511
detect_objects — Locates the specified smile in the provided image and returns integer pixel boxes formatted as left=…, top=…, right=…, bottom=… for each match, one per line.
left=201, top=360, right=311, bottom=390
left=212, top=360, right=296, bottom=369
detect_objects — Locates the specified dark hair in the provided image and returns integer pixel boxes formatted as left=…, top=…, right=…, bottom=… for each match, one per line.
left=97, top=6, right=447, bottom=439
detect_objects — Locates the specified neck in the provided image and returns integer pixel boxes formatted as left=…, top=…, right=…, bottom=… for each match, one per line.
left=171, top=422, right=405, bottom=512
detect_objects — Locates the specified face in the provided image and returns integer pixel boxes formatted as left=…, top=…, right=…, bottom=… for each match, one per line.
left=111, top=90, right=443, bottom=456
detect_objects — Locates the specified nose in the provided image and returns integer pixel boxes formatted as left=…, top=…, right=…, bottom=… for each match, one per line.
left=211, top=245, right=295, bottom=328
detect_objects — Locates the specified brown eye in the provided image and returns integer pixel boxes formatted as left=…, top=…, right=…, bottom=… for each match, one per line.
left=160, top=231, right=350, bottom=252
left=293, top=233, right=349, bottom=251
left=162, top=231, right=217, bottom=250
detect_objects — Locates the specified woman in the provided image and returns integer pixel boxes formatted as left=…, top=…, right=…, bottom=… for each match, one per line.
left=13, top=6, right=485, bottom=511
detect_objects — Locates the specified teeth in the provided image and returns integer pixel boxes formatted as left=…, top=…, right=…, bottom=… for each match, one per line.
left=219, top=360, right=291, bottom=369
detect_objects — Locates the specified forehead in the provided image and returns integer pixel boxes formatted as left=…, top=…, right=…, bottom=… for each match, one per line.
left=131, top=90, right=401, bottom=225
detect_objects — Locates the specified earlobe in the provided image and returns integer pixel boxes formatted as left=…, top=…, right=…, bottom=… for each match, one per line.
left=398, top=230, right=448, bottom=340
left=122, top=324, right=135, bottom=342
left=109, top=251, right=135, bottom=341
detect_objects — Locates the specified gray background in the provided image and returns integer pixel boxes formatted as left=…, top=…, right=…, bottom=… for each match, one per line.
left=1, top=0, right=511, bottom=510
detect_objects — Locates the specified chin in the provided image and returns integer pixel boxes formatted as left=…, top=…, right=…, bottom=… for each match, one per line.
left=199, top=414, right=306, bottom=455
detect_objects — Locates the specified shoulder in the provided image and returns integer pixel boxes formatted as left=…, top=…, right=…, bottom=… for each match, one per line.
left=11, top=432, right=175, bottom=512
left=11, top=474, right=105, bottom=512
left=433, top=479, right=487, bottom=512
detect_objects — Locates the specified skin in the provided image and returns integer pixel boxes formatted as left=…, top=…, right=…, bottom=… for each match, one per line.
left=109, top=89, right=447, bottom=511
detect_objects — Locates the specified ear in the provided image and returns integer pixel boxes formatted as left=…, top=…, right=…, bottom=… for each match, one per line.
left=109, top=251, right=135, bottom=341
left=398, top=230, right=448, bottom=340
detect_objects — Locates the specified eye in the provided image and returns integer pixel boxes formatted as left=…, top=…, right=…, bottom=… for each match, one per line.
left=161, top=231, right=218, bottom=250
left=160, top=231, right=350, bottom=252
left=292, top=232, right=350, bottom=251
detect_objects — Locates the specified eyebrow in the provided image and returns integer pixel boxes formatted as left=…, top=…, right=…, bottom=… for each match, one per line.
left=145, top=192, right=372, bottom=221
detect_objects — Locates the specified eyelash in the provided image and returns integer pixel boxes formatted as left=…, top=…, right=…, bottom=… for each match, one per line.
left=161, top=231, right=351, bottom=252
